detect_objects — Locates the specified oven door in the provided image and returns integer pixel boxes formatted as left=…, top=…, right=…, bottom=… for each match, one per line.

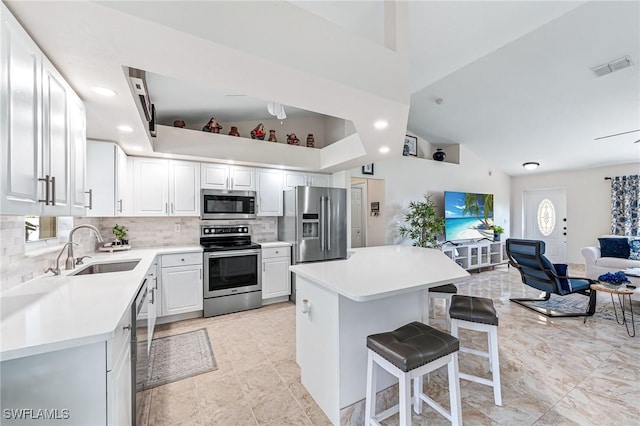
left=203, top=249, right=262, bottom=298
left=201, top=190, right=256, bottom=220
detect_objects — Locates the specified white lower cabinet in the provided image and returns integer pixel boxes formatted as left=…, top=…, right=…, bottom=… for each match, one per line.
left=262, top=246, right=291, bottom=300
left=107, top=332, right=131, bottom=426
left=160, top=253, right=203, bottom=316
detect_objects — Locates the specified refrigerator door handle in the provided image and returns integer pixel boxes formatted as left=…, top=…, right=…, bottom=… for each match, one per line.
left=320, top=196, right=325, bottom=251
left=326, top=197, right=331, bottom=251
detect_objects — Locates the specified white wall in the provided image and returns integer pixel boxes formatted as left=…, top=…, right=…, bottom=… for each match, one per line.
left=510, top=162, right=639, bottom=263
left=351, top=145, right=511, bottom=246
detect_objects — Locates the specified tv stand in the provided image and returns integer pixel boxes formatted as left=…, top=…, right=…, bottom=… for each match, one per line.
left=441, top=240, right=508, bottom=271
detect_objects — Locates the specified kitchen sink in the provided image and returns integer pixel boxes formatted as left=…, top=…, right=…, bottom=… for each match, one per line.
left=71, top=260, right=140, bottom=276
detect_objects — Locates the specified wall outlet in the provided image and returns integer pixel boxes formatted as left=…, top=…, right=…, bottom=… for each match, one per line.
left=265, top=222, right=271, bottom=231
left=174, top=223, right=181, bottom=232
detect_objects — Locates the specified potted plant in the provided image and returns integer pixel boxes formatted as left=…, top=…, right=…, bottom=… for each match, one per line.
left=493, top=225, right=504, bottom=242
left=112, top=224, right=128, bottom=245
left=398, top=194, right=445, bottom=248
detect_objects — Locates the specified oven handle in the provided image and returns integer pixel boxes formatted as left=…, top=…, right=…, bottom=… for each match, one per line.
left=204, top=249, right=261, bottom=259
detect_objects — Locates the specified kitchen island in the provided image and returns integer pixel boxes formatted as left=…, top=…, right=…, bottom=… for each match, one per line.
left=290, top=245, right=469, bottom=425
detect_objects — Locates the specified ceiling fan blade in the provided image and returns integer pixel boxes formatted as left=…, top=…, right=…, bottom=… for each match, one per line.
left=595, top=129, right=640, bottom=141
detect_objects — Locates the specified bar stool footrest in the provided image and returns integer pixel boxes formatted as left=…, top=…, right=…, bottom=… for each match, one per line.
left=460, top=372, right=495, bottom=387
left=460, top=347, right=490, bottom=358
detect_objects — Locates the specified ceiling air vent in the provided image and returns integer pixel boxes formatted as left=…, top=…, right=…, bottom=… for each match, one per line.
left=128, top=68, right=152, bottom=122
left=590, top=56, right=633, bottom=78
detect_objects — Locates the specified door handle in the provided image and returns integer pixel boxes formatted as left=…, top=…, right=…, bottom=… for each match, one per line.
left=39, top=175, right=50, bottom=205
left=327, top=197, right=331, bottom=251
left=320, top=196, right=325, bottom=251
left=50, top=176, right=56, bottom=206
left=85, top=189, right=93, bottom=209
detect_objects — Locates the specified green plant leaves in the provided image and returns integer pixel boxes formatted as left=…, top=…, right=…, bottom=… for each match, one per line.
left=398, top=194, right=445, bottom=248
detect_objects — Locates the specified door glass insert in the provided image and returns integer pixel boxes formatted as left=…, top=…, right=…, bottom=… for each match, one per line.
left=537, top=199, right=556, bottom=236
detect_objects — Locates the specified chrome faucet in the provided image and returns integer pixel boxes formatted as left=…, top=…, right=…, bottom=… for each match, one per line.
left=65, top=224, right=104, bottom=270
left=46, top=242, right=77, bottom=275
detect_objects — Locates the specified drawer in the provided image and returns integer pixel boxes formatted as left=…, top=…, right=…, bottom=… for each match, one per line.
left=162, top=252, right=202, bottom=267
left=262, top=246, right=290, bottom=259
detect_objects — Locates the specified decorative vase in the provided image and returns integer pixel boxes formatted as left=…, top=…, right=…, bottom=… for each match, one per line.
left=432, top=149, right=446, bottom=161
left=306, top=134, right=315, bottom=148
left=494, top=234, right=501, bottom=242
left=268, top=130, right=277, bottom=142
left=228, top=126, right=240, bottom=137
left=173, top=120, right=185, bottom=128
left=250, top=123, right=266, bottom=140
left=287, top=133, right=300, bottom=145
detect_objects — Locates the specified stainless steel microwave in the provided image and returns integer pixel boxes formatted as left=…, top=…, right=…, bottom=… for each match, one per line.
left=201, top=189, right=256, bottom=220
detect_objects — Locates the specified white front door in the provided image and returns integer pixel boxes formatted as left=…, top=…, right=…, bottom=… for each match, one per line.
left=523, top=189, right=567, bottom=263
left=351, top=186, right=364, bottom=248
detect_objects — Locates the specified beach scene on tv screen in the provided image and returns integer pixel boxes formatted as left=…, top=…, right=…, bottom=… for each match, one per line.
left=445, top=192, right=494, bottom=241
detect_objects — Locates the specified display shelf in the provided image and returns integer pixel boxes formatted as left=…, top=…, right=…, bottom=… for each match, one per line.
left=442, top=240, right=507, bottom=271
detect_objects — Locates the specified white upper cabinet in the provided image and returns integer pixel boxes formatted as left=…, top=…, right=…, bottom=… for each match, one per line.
left=1, top=5, right=42, bottom=215
left=283, top=171, right=332, bottom=189
left=68, top=92, right=86, bottom=216
left=86, top=141, right=131, bottom=217
left=256, top=168, right=283, bottom=216
left=169, top=160, right=200, bottom=216
left=0, top=4, right=85, bottom=216
left=133, top=158, right=169, bottom=216
left=133, top=157, right=200, bottom=217
left=201, top=163, right=255, bottom=191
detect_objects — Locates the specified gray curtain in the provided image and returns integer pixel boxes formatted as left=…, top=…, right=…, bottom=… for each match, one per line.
left=611, top=175, right=639, bottom=236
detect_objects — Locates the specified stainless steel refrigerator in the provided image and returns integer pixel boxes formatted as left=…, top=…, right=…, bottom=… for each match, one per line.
left=278, top=186, right=347, bottom=301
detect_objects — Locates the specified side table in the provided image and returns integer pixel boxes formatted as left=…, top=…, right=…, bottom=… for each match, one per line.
left=589, top=283, right=636, bottom=337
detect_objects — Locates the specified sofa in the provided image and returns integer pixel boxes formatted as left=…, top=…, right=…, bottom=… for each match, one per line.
left=581, top=235, right=640, bottom=279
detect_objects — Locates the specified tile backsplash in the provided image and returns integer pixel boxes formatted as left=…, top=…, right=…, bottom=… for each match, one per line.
left=1, top=215, right=279, bottom=292
left=1, top=216, right=101, bottom=291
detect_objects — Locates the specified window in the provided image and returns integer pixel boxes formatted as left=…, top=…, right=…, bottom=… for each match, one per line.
left=537, top=199, right=556, bottom=236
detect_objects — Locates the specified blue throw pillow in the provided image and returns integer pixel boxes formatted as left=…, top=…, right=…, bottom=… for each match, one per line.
left=598, top=238, right=630, bottom=259
left=629, top=239, right=640, bottom=261
left=553, top=263, right=571, bottom=293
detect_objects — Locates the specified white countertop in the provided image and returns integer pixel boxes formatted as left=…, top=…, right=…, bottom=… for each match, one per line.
left=0, top=246, right=202, bottom=362
left=260, top=241, right=292, bottom=248
left=289, top=245, right=470, bottom=302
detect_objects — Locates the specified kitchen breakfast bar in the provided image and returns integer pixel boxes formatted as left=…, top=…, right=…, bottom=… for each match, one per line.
left=290, top=245, right=470, bottom=424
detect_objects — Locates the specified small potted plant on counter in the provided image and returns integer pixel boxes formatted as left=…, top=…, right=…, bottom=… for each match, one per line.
left=112, top=224, right=128, bottom=246
left=493, top=225, right=504, bottom=242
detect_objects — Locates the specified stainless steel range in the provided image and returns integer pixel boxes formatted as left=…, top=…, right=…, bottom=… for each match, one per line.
left=201, top=225, right=262, bottom=317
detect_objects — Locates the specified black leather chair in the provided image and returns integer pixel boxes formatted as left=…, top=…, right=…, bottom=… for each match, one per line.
left=506, top=238, right=597, bottom=317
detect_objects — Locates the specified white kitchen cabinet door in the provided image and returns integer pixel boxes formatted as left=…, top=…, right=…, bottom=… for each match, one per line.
left=161, top=265, right=203, bottom=316
left=86, top=141, right=115, bottom=216
left=107, top=336, right=131, bottom=426
left=283, top=171, right=307, bottom=189
left=133, top=158, right=169, bottom=216
left=201, top=163, right=229, bottom=190
left=169, top=160, right=200, bottom=216
left=308, top=173, right=331, bottom=187
left=256, top=168, right=283, bottom=216
left=0, top=5, right=42, bottom=215
left=115, top=146, right=132, bottom=216
left=69, top=92, right=86, bottom=216
left=230, top=166, right=256, bottom=191
left=262, top=257, right=291, bottom=299
left=41, top=58, right=70, bottom=216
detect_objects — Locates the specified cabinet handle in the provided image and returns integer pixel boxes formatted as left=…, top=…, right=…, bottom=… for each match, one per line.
left=199, top=268, right=202, bottom=280
left=171, top=203, right=174, bottom=214
left=38, top=175, right=50, bottom=205
left=85, top=189, right=93, bottom=209
left=123, top=324, right=131, bottom=331
left=50, top=176, right=56, bottom=206
left=165, top=203, right=168, bottom=214
left=150, top=288, right=155, bottom=304
left=230, top=177, right=234, bottom=189
left=263, top=262, right=266, bottom=272
left=118, top=199, right=123, bottom=213
left=226, top=177, right=229, bottom=189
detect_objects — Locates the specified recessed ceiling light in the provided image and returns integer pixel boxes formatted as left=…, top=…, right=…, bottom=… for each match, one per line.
left=373, top=120, right=388, bottom=130
left=117, top=125, right=134, bottom=133
left=523, top=162, right=540, bottom=170
left=93, top=87, right=117, bottom=97
left=379, top=146, right=390, bottom=154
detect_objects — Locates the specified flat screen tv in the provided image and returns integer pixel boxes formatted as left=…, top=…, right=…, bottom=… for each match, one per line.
left=444, top=191, right=494, bottom=242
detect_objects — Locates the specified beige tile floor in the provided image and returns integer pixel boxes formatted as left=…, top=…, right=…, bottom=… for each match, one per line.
left=140, top=265, right=640, bottom=425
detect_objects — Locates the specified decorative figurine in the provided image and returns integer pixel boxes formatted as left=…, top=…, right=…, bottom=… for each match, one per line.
left=306, top=133, right=315, bottom=148
left=287, top=133, right=301, bottom=145
left=228, top=126, right=240, bottom=137
left=268, top=130, right=278, bottom=142
left=250, top=123, right=266, bottom=140
left=202, top=117, right=222, bottom=133
left=173, top=120, right=186, bottom=128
